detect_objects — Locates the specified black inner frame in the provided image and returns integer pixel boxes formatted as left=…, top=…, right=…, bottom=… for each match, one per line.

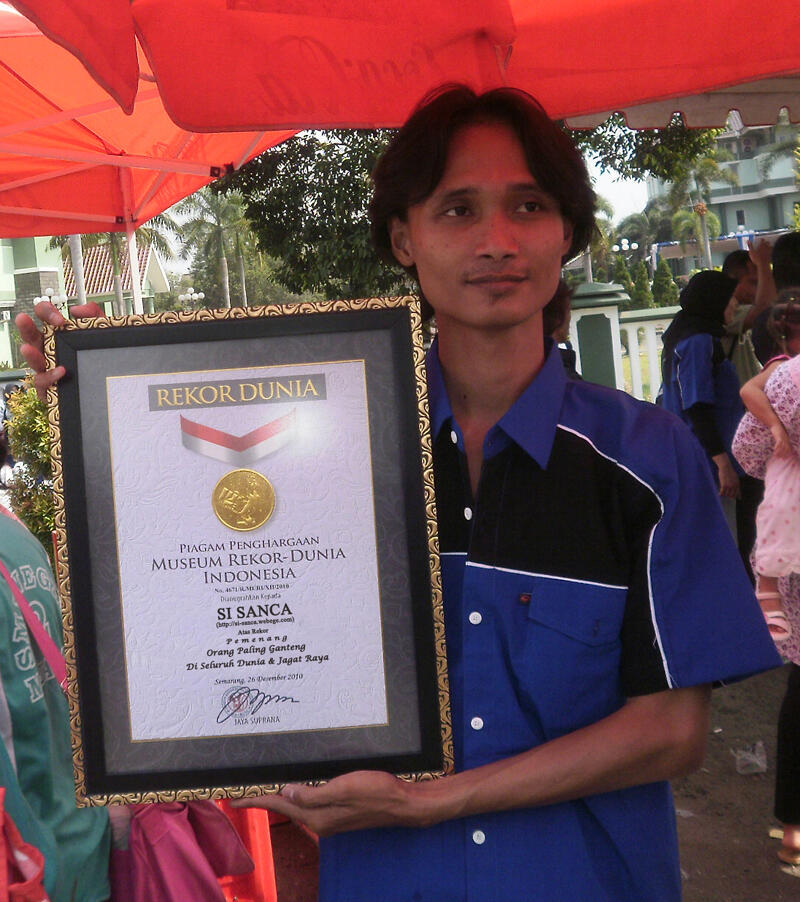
left=55, top=306, right=444, bottom=797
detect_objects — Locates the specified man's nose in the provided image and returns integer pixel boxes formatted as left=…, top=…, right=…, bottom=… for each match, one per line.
left=476, top=210, right=518, bottom=258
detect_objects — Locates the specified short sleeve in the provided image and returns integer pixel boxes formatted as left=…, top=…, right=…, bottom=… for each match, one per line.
left=675, top=334, right=715, bottom=410
left=618, top=409, right=780, bottom=694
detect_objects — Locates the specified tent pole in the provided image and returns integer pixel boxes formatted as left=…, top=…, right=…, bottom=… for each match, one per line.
left=126, top=226, right=144, bottom=314
left=68, top=235, right=87, bottom=305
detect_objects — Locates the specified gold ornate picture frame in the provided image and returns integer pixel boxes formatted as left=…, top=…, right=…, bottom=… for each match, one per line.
left=45, top=298, right=452, bottom=805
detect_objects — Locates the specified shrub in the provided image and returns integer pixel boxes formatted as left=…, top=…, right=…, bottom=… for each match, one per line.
left=5, top=380, right=54, bottom=556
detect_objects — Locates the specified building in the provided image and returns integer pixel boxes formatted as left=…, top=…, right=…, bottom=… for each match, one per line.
left=647, top=112, right=800, bottom=271
left=0, top=237, right=169, bottom=368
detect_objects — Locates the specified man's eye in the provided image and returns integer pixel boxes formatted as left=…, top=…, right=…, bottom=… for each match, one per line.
left=518, top=201, right=541, bottom=213
left=443, top=205, right=470, bottom=217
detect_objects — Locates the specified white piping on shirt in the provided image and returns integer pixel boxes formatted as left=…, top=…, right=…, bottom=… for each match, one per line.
left=555, top=424, right=673, bottom=688
left=466, top=560, right=627, bottom=592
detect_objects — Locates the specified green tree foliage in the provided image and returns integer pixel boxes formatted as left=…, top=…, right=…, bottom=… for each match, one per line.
left=176, top=188, right=248, bottom=308
left=5, top=381, right=54, bottom=554
left=569, top=115, right=721, bottom=181
left=220, top=118, right=718, bottom=300
left=225, top=130, right=412, bottom=300
left=612, top=256, right=636, bottom=308
left=651, top=258, right=680, bottom=307
left=671, top=206, right=722, bottom=259
left=666, top=150, right=736, bottom=268
left=588, top=195, right=615, bottom=283
left=631, top=261, right=655, bottom=309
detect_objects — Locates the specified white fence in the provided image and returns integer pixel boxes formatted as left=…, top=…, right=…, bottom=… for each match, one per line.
left=616, top=306, right=678, bottom=403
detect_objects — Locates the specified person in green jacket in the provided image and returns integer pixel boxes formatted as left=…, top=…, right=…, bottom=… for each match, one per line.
left=0, top=504, right=110, bottom=901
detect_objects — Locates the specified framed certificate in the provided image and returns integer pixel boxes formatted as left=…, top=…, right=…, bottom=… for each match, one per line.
left=45, top=299, right=452, bottom=805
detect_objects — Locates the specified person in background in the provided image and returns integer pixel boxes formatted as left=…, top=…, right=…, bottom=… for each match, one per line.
left=721, top=244, right=773, bottom=383
left=547, top=279, right=582, bottom=381
left=720, top=243, right=775, bottom=582
left=736, top=295, right=800, bottom=640
left=733, top=293, right=800, bottom=868
left=752, top=231, right=800, bottom=365
left=0, top=503, right=110, bottom=901
left=660, top=271, right=744, bottom=535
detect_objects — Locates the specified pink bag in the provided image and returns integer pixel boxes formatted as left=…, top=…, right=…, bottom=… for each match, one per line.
left=111, top=801, right=254, bottom=902
left=0, top=788, right=49, bottom=902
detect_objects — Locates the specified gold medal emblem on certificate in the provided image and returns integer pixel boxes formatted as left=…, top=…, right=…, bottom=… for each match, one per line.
left=212, top=469, right=276, bottom=531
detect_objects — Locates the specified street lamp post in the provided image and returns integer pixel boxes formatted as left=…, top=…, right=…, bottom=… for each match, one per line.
left=34, top=286, right=69, bottom=316
left=178, top=287, right=205, bottom=311
left=611, top=238, right=639, bottom=257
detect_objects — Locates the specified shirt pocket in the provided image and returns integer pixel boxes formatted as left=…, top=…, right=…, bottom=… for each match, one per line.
left=512, top=577, right=628, bottom=738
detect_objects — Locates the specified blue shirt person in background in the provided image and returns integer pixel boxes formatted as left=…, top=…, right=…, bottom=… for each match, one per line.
left=18, top=87, right=781, bottom=902
left=661, top=271, right=747, bottom=535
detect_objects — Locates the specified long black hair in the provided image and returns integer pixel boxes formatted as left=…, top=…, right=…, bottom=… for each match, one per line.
left=661, top=270, right=737, bottom=383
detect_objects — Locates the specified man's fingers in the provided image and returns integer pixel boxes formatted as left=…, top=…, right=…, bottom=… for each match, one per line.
left=18, top=342, right=47, bottom=375
left=229, top=792, right=304, bottom=819
left=33, top=300, right=68, bottom=327
left=32, top=367, right=66, bottom=399
left=70, top=302, right=105, bottom=319
left=15, top=313, right=45, bottom=351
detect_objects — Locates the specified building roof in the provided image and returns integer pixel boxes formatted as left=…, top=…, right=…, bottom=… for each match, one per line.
left=63, top=241, right=169, bottom=298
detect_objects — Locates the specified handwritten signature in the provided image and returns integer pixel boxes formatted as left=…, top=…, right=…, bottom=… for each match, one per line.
left=217, top=685, right=299, bottom=723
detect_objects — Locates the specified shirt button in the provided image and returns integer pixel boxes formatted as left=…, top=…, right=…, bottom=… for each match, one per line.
left=472, top=829, right=486, bottom=845
left=470, top=716, right=484, bottom=730
left=464, top=507, right=473, bottom=521
left=450, top=429, right=458, bottom=445
left=468, top=611, right=482, bottom=625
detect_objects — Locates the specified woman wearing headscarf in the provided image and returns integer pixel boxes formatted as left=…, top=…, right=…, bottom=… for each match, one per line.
left=660, top=270, right=744, bottom=530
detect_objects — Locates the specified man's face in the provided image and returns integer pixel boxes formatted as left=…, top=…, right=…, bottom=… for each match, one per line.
left=388, top=122, right=573, bottom=335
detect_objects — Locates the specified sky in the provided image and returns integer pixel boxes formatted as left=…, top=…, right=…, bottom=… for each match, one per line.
left=589, top=162, right=649, bottom=224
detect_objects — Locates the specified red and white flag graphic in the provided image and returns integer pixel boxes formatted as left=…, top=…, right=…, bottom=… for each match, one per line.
left=180, top=409, right=296, bottom=465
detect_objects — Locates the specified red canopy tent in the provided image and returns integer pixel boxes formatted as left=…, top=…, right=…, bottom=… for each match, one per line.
left=9, top=0, right=800, bottom=131
left=0, top=4, right=295, bottom=309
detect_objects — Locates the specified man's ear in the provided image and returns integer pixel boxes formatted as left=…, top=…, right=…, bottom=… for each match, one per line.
left=389, top=216, right=414, bottom=268
left=561, top=220, right=574, bottom=258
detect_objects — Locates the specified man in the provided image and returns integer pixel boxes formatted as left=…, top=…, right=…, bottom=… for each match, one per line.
left=720, top=247, right=774, bottom=582
left=19, top=87, right=780, bottom=901
left=721, top=246, right=772, bottom=385
left=752, top=230, right=800, bottom=364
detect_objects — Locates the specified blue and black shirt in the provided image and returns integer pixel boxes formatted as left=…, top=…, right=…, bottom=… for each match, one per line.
left=320, top=339, right=779, bottom=902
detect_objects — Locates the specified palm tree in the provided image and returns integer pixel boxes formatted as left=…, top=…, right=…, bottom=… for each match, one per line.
left=586, top=195, right=615, bottom=282
left=671, top=206, right=723, bottom=262
left=667, top=150, right=737, bottom=269
left=176, top=188, right=248, bottom=308
left=49, top=214, right=177, bottom=315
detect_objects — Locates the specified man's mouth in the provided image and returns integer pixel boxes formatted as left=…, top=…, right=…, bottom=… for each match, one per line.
left=466, top=273, right=527, bottom=285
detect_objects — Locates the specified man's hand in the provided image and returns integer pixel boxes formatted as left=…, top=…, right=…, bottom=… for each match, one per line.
left=16, top=300, right=105, bottom=400
left=231, top=771, right=435, bottom=837
left=748, top=238, right=772, bottom=270
left=233, top=686, right=711, bottom=839
left=713, top=452, right=741, bottom=498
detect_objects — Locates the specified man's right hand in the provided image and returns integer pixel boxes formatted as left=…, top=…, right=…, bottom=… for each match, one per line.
left=713, top=452, right=741, bottom=499
left=16, top=301, right=105, bottom=400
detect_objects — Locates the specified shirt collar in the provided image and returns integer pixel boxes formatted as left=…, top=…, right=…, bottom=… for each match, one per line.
left=426, top=337, right=567, bottom=469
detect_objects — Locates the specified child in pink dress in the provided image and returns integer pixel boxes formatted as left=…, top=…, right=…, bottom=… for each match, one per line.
left=738, top=296, right=800, bottom=642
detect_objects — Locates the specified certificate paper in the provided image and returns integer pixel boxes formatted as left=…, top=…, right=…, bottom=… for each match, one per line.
left=106, top=360, right=388, bottom=742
